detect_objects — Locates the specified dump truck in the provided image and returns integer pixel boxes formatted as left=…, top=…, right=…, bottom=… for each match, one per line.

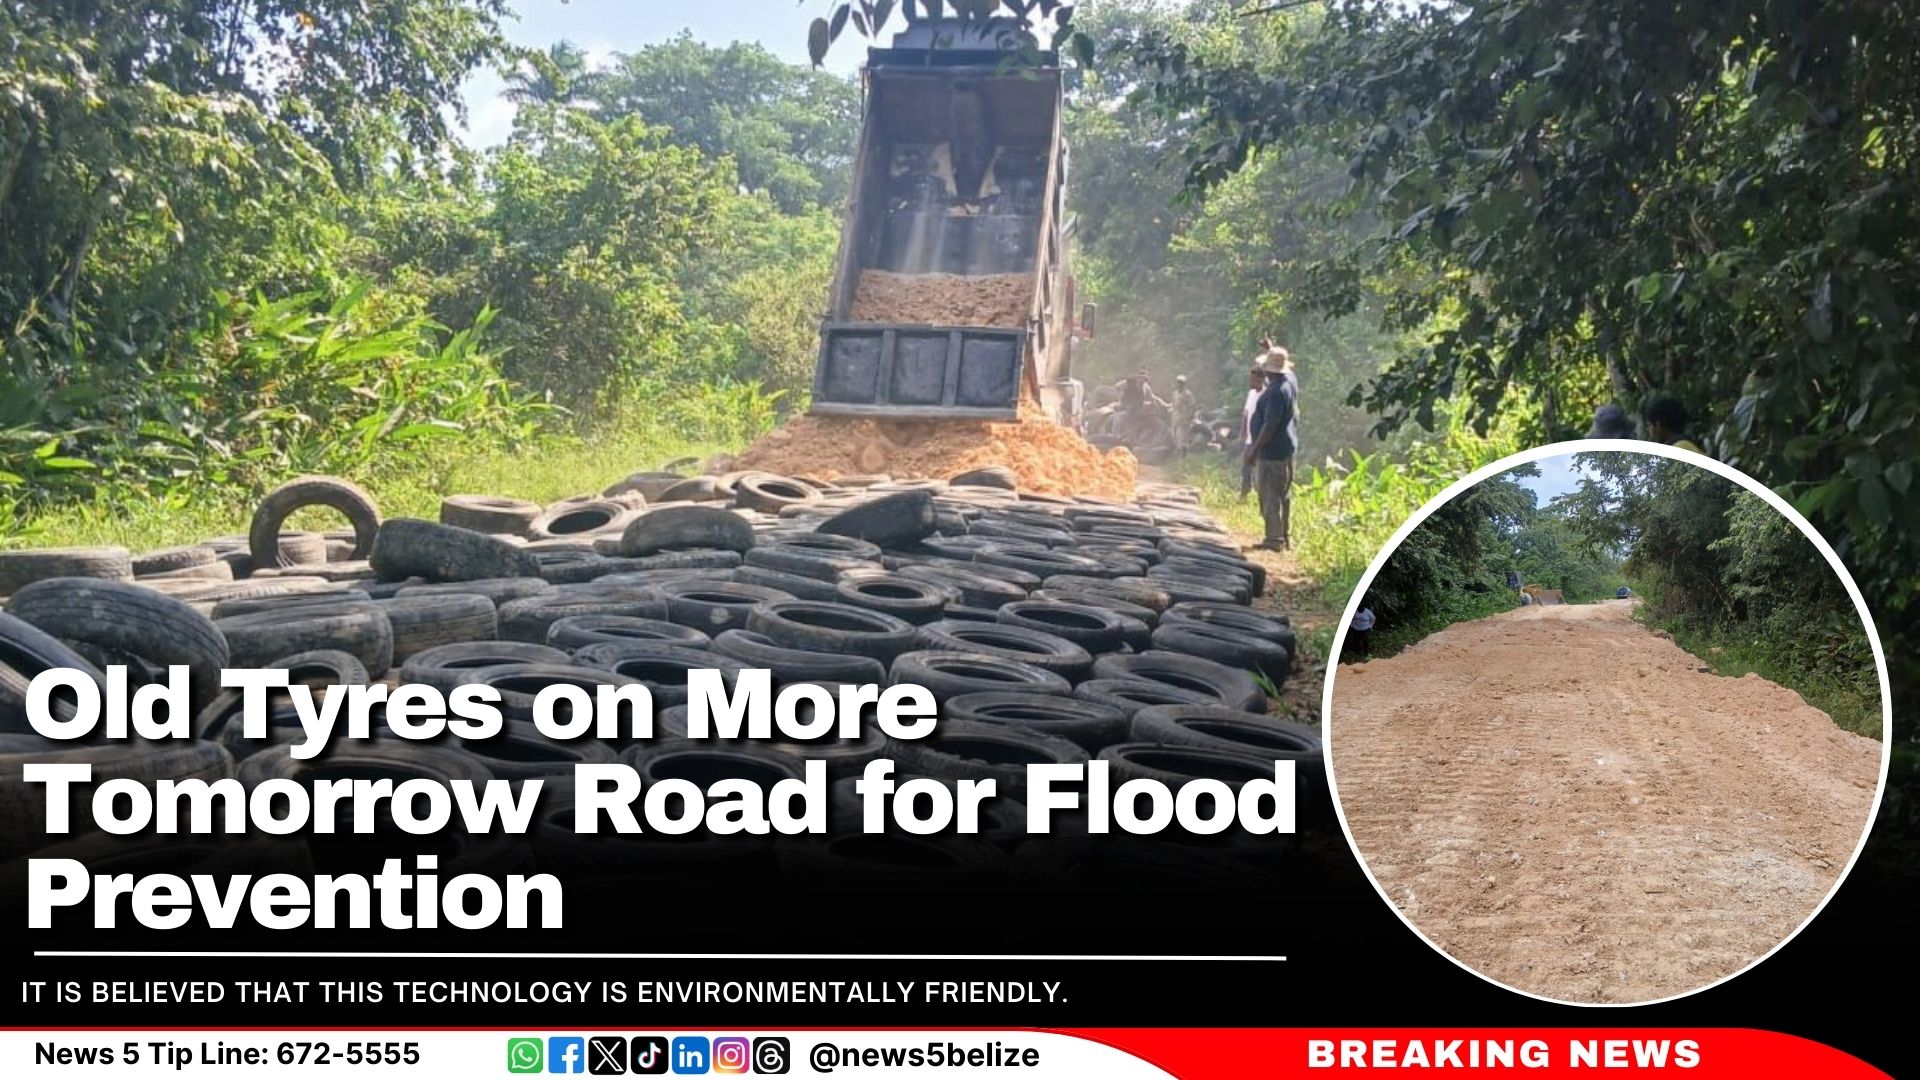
left=809, top=16, right=1089, bottom=426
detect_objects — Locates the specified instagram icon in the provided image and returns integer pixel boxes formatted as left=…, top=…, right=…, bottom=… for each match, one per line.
left=712, top=1037, right=750, bottom=1074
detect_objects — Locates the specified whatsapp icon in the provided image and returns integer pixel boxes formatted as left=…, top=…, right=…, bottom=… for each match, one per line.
left=507, top=1038, right=543, bottom=1074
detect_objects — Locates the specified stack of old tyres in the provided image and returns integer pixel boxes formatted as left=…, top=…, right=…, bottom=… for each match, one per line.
left=0, top=465, right=1318, bottom=891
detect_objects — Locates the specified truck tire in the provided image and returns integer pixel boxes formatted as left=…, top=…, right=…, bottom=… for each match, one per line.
left=733, top=473, right=821, bottom=514
left=1130, top=705, right=1321, bottom=759
left=996, top=600, right=1128, bottom=653
left=944, top=690, right=1130, bottom=750
left=377, top=593, right=498, bottom=662
left=0, top=612, right=106, bottom=730
left=711, top=629, right=885, bottom=686
left=547, top=616, right=710, bottom=652
left=886, top=718, right=1085, bottom=798
left=913, top=619, right=1092, bottom=681
left=655, top=579, right=793, bottom=634
left=249, top=476, right=380, bottom=570
left=400, top=641, right=569, bottom=694
left=217, top=603, right=392, bottom=676
left=815, top=490, right=937, bottom=548
left=369, top=518, right=540, bottom=583
left=1150, top=620, right=1290, bottom=683
left=440, top=494, right=542, bottom=536
left=746, top=601, right=916, bottom=663
left=8, top=579, right=229, bottom=708
left=1091, top=651, right=1265, bottom=713
left=132, top=546, right=217, bottom=576
left=833, top=572, right=958, bottom=624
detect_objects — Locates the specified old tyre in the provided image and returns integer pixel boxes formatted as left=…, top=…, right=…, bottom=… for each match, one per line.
left=0, top=547, right=132, bottom=595
left=369, top=518, right=540, bottom=583
left=948, top=466, right=1017, bottom=489
left=1090, top=651, right=1265, bottom=713
left=439, top=494, right=542, bottom=536
left=833, top=572, right=957, bottom=624
left=733, top=473, right=821, bottom=514
left=744, top=541, right=878, bottom=582
left=377, top=593, right=498, bottom=662
left=815, top=489, right=937, bottom=548
left=1041, top=574, right=1172, bottom=612
left=656, top=476, right=727, bottom=503
left=396, top=577, right=552, bottom=605
left=237, top=741, right=488, bottom=789
left=1163, top=602, right=1295, bottom=653
left=0, top=612, right=107, bottom=730
left=711, top=629, right=886, bottom=686
left=895, top=563, right=1027, bottom=608
left=449, top=663, right=650, bottom=724
left=1072, top=677, right=1216, bottom=718
left=400, top=641, right=569, bottom=694
left=568, top=643, right=744, bottom=709
left=462, top=721, right=617, bottom=781
left=547, top=615, right=710, bottom=652
left=729, top=565, right=843, bottom=602
left=1150, top=620, right=1290, bottom=683
left=8, top=578, right=229, bottom=708
left=1098, top=741, right=1283, bottom=791
left=0, top=740, right=232, bottom=860
left=528, top=499, right=635, bottom=540
left=217, top=602, right=392, bottom=676
left=913, top=619, right=1092, bottom=681
left=1130, top=704, right=1321, bottom=760
left=996, top=600, right=1128, bottom=653
left=745, top=601, right=917, bottom=664
left=618, top=504, right=755, bottom=556
left=497, top=590, right=667, bottom=644
left=889, top=650, right=1072, bottom=701
left=209, top=589, right=371, bottom=620
left=250, top=475, right=380, bottom=570
left=131, top=546, right=216, bottom=576
left=886, top=718, right=1085, bottom=798
left=944, top=691, right=1130, bottom=751
left=655, top=579, right=793, bottom=634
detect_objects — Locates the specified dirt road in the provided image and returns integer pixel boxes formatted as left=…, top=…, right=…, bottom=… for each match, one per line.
left=1329, top=600, right=1881, bottom=1003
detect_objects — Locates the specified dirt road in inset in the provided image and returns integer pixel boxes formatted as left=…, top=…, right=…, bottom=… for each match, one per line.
left=1329, top=601, right=1881, bottom=1003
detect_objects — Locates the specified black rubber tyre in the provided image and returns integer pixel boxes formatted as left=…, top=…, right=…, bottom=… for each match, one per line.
left=617, top=504, right=755, bottom=556
left=1090, top=651, right=1265, bottom=713
left=602, top=470, right=685, bottom=503
left=217, top=602, right=392, bottom=676
left=528, top=499, right=635, bottom=540
left=655, top=579, right=793, bottom=634
left=440, top=494, right=541, bottom=536
left=744, top=542, right=878, bottom=582
left=1030, top=589, right=1156, bottom=640
left=711, top=629, right=886, bottom=685
left=198, top=648, right=368, bottom=747
left=369, top=518, right=540, bottom=582
left=208, top=589, right=372, bottom=619
left=973, top=544, right=1107, bottom=579
left=1099, top=741, right=1283, bottom=791
left=948, top=466, right=1017, bottom=489
left=729, top=564, right=843, bottom=601
left=996, top=600, right=1128, bottom=653
left=397, top=577, right=552, bottom=605
left=887, top=718, right=1085, bottom=798
left=8, top=578, right=230, bottom=708
left=400, top=641, right=569, bottom=693
left=620, top=742, right=804, bottom=786
left=450, top=662, right=651, bottom=724
left=889, top=650, right=1072, bottom=700
left=745, top=601, right=917, bottom=663
left=936, top=603, right=1003, bottom=622
left=0, top=547, right=132, bottom=594
left=237, top=741, right=489, bottom=789
left=1130, top=704, right=1322, bottom=759
left=461, top=720, right=617, bottom=781
left=653, top=689, right=889, bottom=779
left=656, top=476, right=727, bottom=503
left=248, top=475, right=380, bottom=570
left=1151, top=619, right=1291, bottom=683
left=132, top=546, right=216, bottom=575
left=733, top=473, right=821, bottom=514
left=1040, top=574, right=1172, bottom=612
left=377, top=593, right=498, bottom=662
left=833, top=572, right=957, bottom=624
left=895, top=563, right=1027, bottom=608
left=497, top=591, right=667, bottom=643
left=569, top=642, right=744, bottom=709
left=0, top=740, right=232, bottom=860
left=529, top=551, right=615, bottom=585
left=944, top=690, right=1130, bottom=750
left=1072, top=677, right=1216, bottom=718
left=1163, top=601, right=1295, bottom=651
left=0, top=612, right=107, bottom=730
left=913, top=619, right=1092, bottom=681
left=547, top=615, right=710, bottom=651
left=815, top=489, right=937, bottom=548
left=137, top=559, right=233, bottom=582
left=1144, top=571, right=1243, bottom=606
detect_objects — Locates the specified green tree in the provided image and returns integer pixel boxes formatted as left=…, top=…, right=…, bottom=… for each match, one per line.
left=504, top=42, right=598, bottom=107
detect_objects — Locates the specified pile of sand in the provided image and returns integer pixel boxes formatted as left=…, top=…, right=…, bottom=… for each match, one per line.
left=850, top=270, right=1031, bottom=327
left=732, top=406, right=1137, bottom=500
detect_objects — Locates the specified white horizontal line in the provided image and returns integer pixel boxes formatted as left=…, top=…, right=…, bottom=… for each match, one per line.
left=36, top=951, right=1284, bottom=961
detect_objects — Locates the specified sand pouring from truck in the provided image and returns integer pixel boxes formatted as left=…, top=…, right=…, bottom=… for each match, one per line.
left=810, top=15, right=1090, bottom=430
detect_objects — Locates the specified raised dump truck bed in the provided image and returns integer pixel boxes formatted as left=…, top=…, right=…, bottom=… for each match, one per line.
left=811, top=18, right=1078, bottom=423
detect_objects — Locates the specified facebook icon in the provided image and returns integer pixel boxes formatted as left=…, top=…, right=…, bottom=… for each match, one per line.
left=670, top=1036, right=709, bottom=1075
left=548, top=1037, right=585, bottom=1074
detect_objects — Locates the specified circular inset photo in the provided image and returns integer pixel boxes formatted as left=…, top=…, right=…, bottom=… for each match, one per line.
left=1324, top=443, right=1889, bottom=1005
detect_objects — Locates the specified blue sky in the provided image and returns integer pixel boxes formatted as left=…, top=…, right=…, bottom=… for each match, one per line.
left=460, top=1, right=861, bottom=146
left=1519, top=452, right=1584, bottom=507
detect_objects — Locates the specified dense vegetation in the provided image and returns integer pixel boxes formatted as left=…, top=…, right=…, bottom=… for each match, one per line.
left=2, top=2, right=852, bottom=539
left=1558, top=453, right=1880, bottom=737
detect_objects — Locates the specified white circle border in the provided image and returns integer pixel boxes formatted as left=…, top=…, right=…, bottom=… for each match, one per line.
left=1317, top=438, right=1895, bottom=1008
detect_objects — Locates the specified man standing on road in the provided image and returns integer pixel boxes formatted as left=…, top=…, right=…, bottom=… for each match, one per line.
left=1239, top=358, right=1268, bottom=498
left=1244, top=346, right=1300, bottom=551
left=1170, top=375, right=1197, bottom=454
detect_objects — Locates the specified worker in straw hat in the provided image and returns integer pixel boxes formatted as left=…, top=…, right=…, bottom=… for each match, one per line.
left=1243, top=343, right=1300, bottom=551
